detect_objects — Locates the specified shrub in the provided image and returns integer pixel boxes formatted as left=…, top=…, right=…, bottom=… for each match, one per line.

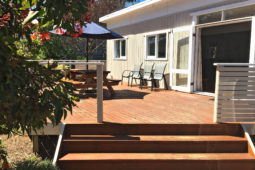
left=16, top=156, right=59, bottom=170
left=0, top=140, right=9, bottom=170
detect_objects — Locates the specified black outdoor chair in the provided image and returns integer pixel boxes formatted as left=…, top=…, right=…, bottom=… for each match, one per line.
left=122, top=63, right=142, bottom=86
left=141, top=63, right=168, bottom=91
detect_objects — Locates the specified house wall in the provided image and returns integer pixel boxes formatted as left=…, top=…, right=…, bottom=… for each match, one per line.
left=106, top=0, right=249, bottom=89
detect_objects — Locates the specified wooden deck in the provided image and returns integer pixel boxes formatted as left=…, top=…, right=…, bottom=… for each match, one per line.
left=63, top=84, right=214, bottom=124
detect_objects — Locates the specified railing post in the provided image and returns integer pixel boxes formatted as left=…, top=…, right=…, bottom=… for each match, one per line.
left=97, top=64, right=103, bottom=123
left=214, top=65, right=220, bottom=123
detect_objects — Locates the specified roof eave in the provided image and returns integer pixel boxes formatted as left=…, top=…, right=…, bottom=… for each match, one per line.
left=99, top=0, right=161, bottom=23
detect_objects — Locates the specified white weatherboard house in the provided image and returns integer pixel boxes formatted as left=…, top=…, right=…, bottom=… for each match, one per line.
left=100, top=0, right=255, bottom=93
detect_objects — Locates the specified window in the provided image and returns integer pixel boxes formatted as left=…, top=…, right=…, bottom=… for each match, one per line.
left=197, top=12, right=222, bottom=25
left=114, top=40, right=126, bottom=59
left=197, top=4, right=255, bottom=25
left=224, top=4, right=255, bottom=20
left=146, top=33, right=167, bottom=60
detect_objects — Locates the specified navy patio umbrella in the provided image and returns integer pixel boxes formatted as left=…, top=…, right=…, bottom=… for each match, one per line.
left=50, top=22, right=123, bottom=69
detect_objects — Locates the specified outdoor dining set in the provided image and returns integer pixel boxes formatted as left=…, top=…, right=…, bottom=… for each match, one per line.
left=62, top=68, right=121, bottom=96
left=122, top=63, right=168, bottom=91
left=61, top=62, right=167, bottom=98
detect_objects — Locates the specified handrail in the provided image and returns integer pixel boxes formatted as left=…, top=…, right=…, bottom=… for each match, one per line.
left=39, top=62, right=104, bottom=65
left=32, top=60, right=104, bottom=123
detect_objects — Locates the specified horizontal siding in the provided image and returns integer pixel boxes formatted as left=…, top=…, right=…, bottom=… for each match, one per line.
left=215, top=66, right=255, bottom=123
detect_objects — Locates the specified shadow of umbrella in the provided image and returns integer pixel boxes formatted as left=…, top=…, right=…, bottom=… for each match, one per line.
left=49, top=22, right=123, bottom=69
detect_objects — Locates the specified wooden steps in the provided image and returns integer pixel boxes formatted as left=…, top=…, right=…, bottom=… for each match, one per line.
left=59, top=153, right=255, bottom=170
left=63, top=123, right=243, bottom=136
left=57, top=123, right=255, bottom=170
left=61, top=135, right=247, bottom=154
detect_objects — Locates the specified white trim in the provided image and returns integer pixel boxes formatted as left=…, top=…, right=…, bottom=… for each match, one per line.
left=194, top=91, right=215, bottom=97
left=196, top=17, right=252, bottom=28
left=193, top=26, right=199, bottom=92
left=113, top=36, right=128, bottom=41
left=171, top=69, right=189, bottom=74
left=145, top=58, right=168, bottom=61
left=40, top=62, right=104, bottom=66
left=190, top=0, right=255, bottom=16
left=113, top=58, right=127, bottom=61
left=173, top=26, right=192, bottom=33
left=214, top=63, right=255, bottom=66
left=250, top=16, right=255, bottom=64
left=53, top=123, right=66, bottom=165
left=113, top=39, right=127, bottom=60
left=242, top=124, right=255, bottom=156
left=169, top=31, right=174, bottom=88
left=188, top=25, right=196, bottom=93
left=99, top=0, right=161, bottom=23
left=144, top=29, right=171, bottom=36
left=170, top=26, right=192, bottom=92
left=144, top=31, right=169, bottom=60
left=172, top=86, right=191, bottom=93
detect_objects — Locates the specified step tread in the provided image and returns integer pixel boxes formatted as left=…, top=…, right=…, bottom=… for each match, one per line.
left=64, top=123, right=243, bottom=136
left=63, top=135, right=246, bottom=142
left=59, top=153, right=255, bottom=161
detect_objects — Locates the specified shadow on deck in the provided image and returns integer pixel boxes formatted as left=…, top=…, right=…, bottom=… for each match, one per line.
left=64, top=84, right=215, bottom=124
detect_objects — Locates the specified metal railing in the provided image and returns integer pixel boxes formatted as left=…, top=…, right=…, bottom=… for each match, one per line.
left=214, top=63, right=255, bottom=123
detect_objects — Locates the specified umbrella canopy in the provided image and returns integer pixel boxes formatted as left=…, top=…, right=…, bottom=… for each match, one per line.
left=50, top=22, right=123, bottom=69
left=50, top=22, right=123, bottom=40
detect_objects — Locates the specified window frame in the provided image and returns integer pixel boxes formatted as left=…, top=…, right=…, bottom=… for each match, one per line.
left=113, top=38, right=127, bottom=60
left=144, top=30, right=169, bottom=61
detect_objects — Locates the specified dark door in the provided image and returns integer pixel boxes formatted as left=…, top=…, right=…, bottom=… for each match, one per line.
left=201, top=22, right=251, bottom=93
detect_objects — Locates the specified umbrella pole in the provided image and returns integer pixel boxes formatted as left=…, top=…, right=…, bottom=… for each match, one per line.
left=86, top=38, right=89, bottom=70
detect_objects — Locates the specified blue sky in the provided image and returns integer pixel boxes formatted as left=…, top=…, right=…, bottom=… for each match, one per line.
left=126, top=0, right=145, bottom=7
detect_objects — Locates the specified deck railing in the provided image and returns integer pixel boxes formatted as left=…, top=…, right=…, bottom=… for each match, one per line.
left=33, top=60, right=104, bottom=123
left=214, top=63, right=255, bottom=123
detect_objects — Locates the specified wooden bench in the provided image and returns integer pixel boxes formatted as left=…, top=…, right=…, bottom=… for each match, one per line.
left=62, top=78, right=121, bottom=96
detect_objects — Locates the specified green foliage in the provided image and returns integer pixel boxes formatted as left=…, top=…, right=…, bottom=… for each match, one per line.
left=15, top=36, right=83, bottom=60
left=0, top=0, right=136, bottom=134
left=15, top=39, right=43, bottom=59
left=0, top=60, right=78, bottom=133
left=0, top=140, right=9, bottom=169
left=0, top=0, right=88, bottom=134
left=16, top=156, right=59, bottom=170
left=39, top=36, right=83, bottom=60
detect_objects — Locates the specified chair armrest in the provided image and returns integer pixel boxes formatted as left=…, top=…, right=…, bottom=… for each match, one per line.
left=122, top=70, right=131, bottom=76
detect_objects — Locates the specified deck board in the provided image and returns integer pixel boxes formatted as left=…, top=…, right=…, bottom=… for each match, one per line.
left=63, top=84, right=214, bottom=124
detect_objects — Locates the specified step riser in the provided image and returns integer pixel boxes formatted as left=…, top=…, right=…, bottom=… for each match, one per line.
left=64, top=124, right=243, bottom=136
left=61, top=141, right=248, bottom=154
left=59, top=160, right=255, bottom=170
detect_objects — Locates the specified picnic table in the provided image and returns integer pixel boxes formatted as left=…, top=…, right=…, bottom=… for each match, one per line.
left=64, top=69, right=120, bottom=96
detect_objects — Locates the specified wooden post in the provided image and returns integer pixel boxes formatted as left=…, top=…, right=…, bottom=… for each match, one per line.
left=32, top=135, right=39, bottom=153
left=97, top=64, right=103, bottom=123
left=214, top=65, right=220, bottom=123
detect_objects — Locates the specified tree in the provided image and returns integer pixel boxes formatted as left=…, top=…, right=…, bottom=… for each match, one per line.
left=0, top=0, right=136, bottom=135
left=0, top=0, right=94, bottom=134
left=61, top=0, right=140, bottom=61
